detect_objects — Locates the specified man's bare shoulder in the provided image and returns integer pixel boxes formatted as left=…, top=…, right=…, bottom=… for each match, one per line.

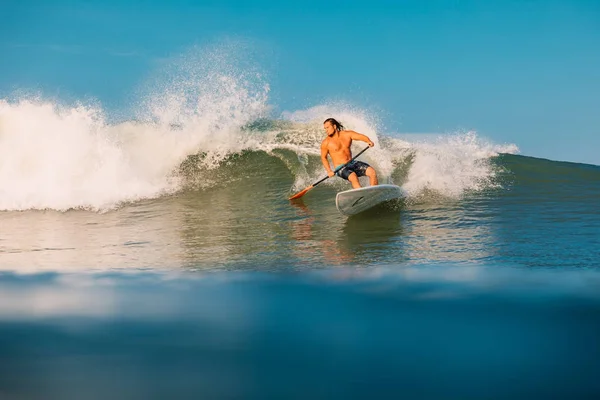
left=340, top=129, right=357, bottom=136
left=338, top=130, right=358, bottom=141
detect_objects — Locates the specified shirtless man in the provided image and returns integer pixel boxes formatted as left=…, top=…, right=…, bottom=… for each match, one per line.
left=321, top=118, right=378, bottom=189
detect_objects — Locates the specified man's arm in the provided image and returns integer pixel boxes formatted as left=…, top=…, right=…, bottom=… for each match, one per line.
left=321, top=140, right=334, bottom=177
left=348, top=131, right=375, bottom=147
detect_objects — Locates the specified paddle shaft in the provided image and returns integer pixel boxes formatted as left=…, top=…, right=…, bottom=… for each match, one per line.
left=289, top=146, right=370, bottom=200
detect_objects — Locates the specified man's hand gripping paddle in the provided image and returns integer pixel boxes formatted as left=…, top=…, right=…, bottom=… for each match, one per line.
left=288, top=146, right=370, bottom=200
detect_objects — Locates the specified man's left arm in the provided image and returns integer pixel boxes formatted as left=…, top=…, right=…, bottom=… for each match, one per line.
left=348, top=131, right=374, bottom=147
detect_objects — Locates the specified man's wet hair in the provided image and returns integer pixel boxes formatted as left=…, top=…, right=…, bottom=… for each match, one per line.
left=323, top=118, right=344, bottom=132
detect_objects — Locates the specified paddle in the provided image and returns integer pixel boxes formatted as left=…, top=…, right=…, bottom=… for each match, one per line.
left=288, top=146, right=371, bottom=200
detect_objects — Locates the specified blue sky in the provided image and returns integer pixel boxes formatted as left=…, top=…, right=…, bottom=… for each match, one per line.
left=2, top=0, right=599, bottom=164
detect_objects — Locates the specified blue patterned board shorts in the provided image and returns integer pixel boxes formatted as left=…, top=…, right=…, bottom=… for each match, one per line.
left=336, top=160, right=370, bottom=180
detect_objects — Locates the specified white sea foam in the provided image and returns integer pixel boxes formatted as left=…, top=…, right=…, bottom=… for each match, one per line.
left=397, top=131, right=519, bottom=198
left=0, top=44, right=270, bottom=211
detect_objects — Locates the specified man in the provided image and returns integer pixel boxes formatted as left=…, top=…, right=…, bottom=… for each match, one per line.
left=321, top=118, right=378, bottom=189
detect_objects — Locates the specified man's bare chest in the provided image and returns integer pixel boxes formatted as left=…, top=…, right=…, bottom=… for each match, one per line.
left=327, top=138, right=351, bottom=152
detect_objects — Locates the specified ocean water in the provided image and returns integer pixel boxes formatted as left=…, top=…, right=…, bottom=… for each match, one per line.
left=1, top=50, right=600, bottom=399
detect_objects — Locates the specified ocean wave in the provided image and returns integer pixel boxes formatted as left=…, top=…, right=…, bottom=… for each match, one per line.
left=0, top=94, right=522, bottom=212
left=0, top=43, right=525, bottom=212
left=0, top=44, right=270, bottom=211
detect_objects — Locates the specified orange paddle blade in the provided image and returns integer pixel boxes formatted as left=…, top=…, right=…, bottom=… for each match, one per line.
left=288, top=185, right=313, bottom=200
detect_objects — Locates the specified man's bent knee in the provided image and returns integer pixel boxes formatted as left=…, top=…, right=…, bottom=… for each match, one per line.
left=365, top=167, right=378, bottom=185
left=366, top=167, right=376, bottom=176
left=348, top=173, right=361, bottom=188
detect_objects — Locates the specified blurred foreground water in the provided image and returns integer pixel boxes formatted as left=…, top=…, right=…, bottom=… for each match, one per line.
left=1, top=265, right=599, bottom=399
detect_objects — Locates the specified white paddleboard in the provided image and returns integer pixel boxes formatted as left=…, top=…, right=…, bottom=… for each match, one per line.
left=335, top=184, right=404, bottom=216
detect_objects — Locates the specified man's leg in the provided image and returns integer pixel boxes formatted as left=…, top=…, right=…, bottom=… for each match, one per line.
left=348, top=172, right=361, bottom=189
left=365, top=167, right=378, bottom=186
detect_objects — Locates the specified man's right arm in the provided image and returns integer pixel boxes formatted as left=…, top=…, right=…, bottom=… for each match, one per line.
left=321, top=141, right=334, bottom=177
